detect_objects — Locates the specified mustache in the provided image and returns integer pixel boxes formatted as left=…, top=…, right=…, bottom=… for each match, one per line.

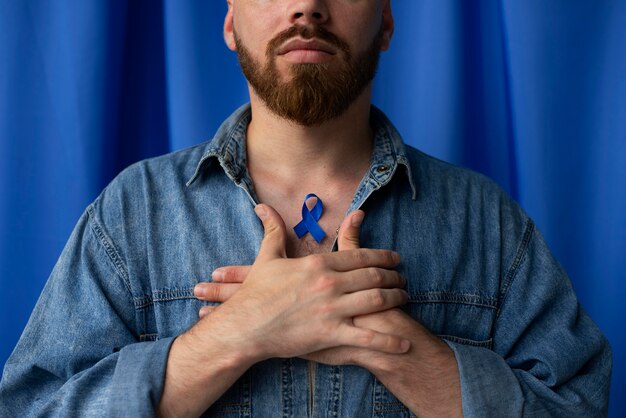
left=266, top=25, right=351, bottom=58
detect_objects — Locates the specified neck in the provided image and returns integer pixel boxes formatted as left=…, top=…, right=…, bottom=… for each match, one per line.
left=246, top=87, right=374, bottom=191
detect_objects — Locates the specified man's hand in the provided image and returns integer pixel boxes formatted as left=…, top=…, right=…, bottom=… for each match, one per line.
left=194, top=209, right=371, bottom=319
left=194, top=208, right=402, bottom=367
left=191, top=204, right=410, bottom=364
left=194, top=207, right=462, bottom=417
left=159, top=205, right=410, bottom=417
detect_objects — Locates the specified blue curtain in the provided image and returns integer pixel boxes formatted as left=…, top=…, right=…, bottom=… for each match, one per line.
left=1, top=1, right=624, bottom=415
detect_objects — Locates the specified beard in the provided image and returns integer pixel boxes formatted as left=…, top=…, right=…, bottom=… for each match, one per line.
left=235, top=24, right=383, bottom=126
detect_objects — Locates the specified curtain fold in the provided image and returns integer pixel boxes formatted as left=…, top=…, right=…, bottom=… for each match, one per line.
left=1, top=1, right=624, bottom=416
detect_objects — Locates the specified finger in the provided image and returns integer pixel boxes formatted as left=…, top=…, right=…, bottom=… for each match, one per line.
left=337, top=210, right=364, bottom=251
left=353, top=308, right=406, bottom=329
left=194, top=282, right=242, bottom=302
left=199, top=305, right=217, bottom=318
left=324, top=248, right=400, bottom=272
left=337, top=267, right=406, bottom=293
left=300, top=346, right=361, bottom=366
left=255, top=204, right=288, bottom=262
left=212, top=266, right=251, bottom=283
left=339, top=288, right=408, bottom=317
left=339, top=324, right=411, bottom=354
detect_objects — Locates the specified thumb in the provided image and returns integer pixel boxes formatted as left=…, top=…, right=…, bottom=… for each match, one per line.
left=337, top=210, right=364, bottom=251
left=255, top=204, right=288, bottom=261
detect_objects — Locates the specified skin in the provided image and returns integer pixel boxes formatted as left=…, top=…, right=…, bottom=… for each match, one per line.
left=159, top=206, right=410, bottom=417
left=195, top=211, right=462, bottom=417
left=158, top=1, right=462, bottom=416
left=230, top=0, right=393, bottom=257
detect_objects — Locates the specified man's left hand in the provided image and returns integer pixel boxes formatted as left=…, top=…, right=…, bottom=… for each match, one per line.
left=194, top=211, right=462, bottom=417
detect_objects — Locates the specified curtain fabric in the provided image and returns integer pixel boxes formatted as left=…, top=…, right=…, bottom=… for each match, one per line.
left=1, top=1, right=624, bottom=416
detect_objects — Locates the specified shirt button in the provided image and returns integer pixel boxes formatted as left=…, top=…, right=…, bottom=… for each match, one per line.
left=377, top=165, right=390, bottom=173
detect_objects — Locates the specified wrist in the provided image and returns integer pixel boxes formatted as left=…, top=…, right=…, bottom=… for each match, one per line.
left=360, top=338, right=462, bottom=417
left=177, top=320, right=259, bottom=373
left=363, top=335, right=457, bottom=379
left=158, top=325, right=255, bottom=417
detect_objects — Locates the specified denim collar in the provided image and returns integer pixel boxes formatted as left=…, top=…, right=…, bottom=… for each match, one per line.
left=187, top=103, right=417, bottom=200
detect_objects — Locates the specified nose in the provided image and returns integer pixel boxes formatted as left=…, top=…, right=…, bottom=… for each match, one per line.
left=288, top=0, right=329, bottom=25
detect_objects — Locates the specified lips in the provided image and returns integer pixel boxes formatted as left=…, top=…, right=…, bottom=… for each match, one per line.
left=276, top=39, right=336, bottom=56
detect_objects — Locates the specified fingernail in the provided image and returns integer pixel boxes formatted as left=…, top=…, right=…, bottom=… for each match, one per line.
left=212, top=268, right=225, bottom=282
left=255, top=204, right=267, bottom=220
left=193, top=284, right=205, bottom=297
left=199, top=306, right=210, bottom=318
left=401, top=339, right=411, bottom=352
left=393, top=252, right=401, bottom=263
left=351, top=211, right=365, bottom=227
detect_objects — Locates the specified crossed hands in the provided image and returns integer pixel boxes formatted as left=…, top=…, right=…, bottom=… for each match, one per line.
left=163, top=204, right=460, bottom=417
left=192, top=204, right=413, bottom=367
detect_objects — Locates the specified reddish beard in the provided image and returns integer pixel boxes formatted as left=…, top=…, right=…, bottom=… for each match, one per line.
left=235, top=24, right=383, bottom=126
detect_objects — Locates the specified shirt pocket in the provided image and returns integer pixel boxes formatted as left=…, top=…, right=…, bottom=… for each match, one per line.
left=407, top=292, right=497, bottom=345
left=372, top=295, right=496, bottom=417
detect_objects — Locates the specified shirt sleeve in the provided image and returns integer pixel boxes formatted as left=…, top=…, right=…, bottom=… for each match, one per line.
left=447, top=220, right=612, bottom=417
left=0, top=208, right=174, bottom=417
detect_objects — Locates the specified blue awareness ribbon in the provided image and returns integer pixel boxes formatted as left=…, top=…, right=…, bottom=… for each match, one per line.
left=293, top=193, right=326, bottom=244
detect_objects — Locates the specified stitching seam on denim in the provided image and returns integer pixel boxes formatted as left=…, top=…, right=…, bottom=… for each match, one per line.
left=281, top=358, right=294, bottom=418
left=409, top=292, right=497, bottom=309
left=497, top=219, right=535, bottom=318
left=327, top=366, right=342, bottom=417
left=439, top=334, right=493, bottom=348
left=139, top=333, right=159, bottom=342
left=87, top=205, right=131, bottom=295
left=134, top=288, right=195, bottom=309
left=187, top=107, right=250, bottom=187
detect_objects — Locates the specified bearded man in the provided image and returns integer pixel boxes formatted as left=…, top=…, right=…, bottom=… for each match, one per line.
left=0, top=1, right=611, bottom=417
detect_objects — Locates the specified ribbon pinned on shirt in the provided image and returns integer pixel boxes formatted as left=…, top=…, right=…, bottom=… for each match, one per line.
left=293, top=193, right=326, bottom=244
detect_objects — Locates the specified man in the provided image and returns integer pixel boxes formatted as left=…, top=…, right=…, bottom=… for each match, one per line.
left=0, top=0, right=611, bottom=417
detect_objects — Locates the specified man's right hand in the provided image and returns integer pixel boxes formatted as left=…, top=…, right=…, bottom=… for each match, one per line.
left=159, top=204, right=408, bottom=416
left=187, top=204, right=410, bottom=365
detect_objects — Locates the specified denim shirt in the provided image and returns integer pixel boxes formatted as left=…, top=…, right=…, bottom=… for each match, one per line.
left=0, top=104, right=611, bottom=417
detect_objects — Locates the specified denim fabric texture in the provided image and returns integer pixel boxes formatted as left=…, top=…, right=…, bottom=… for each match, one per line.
left=0, top=105, right=611, bottom=417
